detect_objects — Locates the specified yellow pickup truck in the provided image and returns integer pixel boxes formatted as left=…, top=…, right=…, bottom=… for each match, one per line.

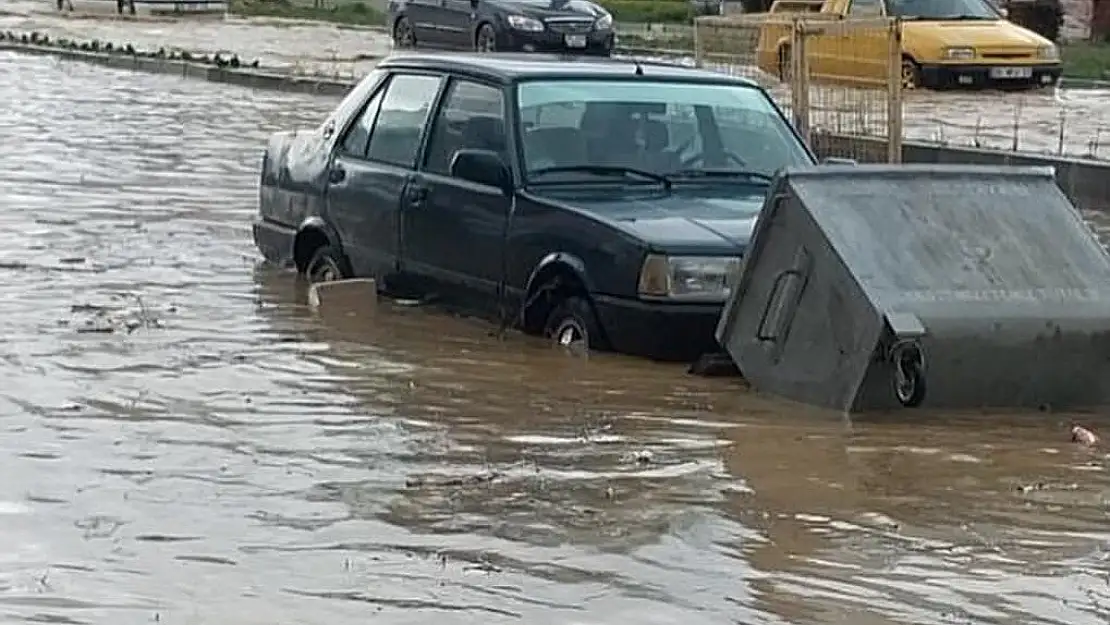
left=755, top=0, right=1062, bottom=90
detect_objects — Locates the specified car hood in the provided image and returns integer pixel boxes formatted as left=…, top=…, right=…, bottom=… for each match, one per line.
left=572, top=193, right=765, bottom=254
left=904, top=19, right=1051, bottom=50
left=493, top=0, right=608, bottom=19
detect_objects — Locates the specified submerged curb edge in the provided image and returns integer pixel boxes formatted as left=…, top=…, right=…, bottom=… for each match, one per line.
left=0, top=41, right=360, bottom=96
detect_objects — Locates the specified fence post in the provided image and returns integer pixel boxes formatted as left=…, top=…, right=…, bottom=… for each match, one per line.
left=790, top=19, right=811, bottom=145
left=886, top=18, right=903, bottom=163
left=693, top=17, right=703, bottom=68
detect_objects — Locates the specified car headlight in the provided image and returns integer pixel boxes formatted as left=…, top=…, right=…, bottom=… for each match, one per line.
left=507, top=15, right=544, bottom=32
left=1038, top=44, right=1059, bottom=60
left=637, top=254, right=741, bottom=301
left=595, top=12, right=613, bottom=30
left=944, top=47, right=975, bottom=60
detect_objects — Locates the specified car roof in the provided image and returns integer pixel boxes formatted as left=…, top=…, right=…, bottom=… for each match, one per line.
left=377, top=51, right=760, bottom=87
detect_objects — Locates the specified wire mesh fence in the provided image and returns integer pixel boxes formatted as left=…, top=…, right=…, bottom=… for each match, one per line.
left=690, top=14, right=902, bottom=163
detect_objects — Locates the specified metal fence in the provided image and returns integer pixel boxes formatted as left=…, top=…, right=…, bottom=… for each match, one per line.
left=691, top=14, right=903, bottom=163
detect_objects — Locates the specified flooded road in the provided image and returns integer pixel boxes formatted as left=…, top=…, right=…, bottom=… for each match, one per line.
left=2, top=50, right=1110, bottom=625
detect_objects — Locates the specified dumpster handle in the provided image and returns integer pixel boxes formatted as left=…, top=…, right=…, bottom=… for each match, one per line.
left=756, top=268, right=805, bottom=343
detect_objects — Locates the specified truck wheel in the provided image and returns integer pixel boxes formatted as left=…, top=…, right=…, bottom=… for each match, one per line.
left=305, top=245, right=351, bottom=284
left=544, top=295, right=607, bottom=351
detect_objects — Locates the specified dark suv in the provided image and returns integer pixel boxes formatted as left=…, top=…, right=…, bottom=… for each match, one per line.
left=251, top=52, right=818, bottom=363
left=388, top=0, right=615, bottom=55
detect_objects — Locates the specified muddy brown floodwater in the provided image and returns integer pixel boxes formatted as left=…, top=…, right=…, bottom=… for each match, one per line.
left=2, top=50, right=1110, bottom=625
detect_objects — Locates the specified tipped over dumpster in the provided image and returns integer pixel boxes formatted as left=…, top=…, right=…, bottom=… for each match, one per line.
left=715, top=164, right=1110, bottom=413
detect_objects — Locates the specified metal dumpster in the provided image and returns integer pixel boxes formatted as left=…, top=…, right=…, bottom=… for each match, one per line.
left=715, top=164, right=1110, bottom=413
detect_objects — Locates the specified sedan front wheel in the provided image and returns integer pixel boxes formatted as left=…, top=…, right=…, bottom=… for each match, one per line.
left=305, top=245, right=351, bottom=284
left=543, top=295, right=607, bottom=352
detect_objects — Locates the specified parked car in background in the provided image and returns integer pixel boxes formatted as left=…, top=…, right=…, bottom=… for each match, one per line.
left=251, top=52, right=818, bottom=363
left=757, top=0, right=1062, bottom=90
left=387, top=0, right=616, bottom=55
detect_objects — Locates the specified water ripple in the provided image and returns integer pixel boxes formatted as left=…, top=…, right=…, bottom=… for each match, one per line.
left=0, top=50, right=1108, bottom=625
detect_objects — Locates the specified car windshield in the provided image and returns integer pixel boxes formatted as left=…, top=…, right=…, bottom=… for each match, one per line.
left=516, top=79, right=813, bottom=184
left=886, top=0, right=999, bottom=19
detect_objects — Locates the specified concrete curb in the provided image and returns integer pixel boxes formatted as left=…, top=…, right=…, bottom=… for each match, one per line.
left=0, top=41, right=360, bottom=96
left=3, top=40, right=1108, bottom=211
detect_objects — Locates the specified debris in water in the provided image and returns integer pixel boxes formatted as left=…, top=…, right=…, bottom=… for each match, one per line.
left=76, top=318, right=115, bottom=334
left=70, top=294, right=167, bottom=334
left=620, top=449, right=655, bottom=465
left=1016, top=481, right=1080, bottom=494
left=308, top=278, right=377, bottom=312
left=404, top=470, right=502, bottom=489
left=688, top=351, right=742, bottom=377
left=1071, top=424, right=1099, bottom=447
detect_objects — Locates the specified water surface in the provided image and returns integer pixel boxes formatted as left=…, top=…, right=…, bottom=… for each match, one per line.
left=0, top=51, right=1108, bottom=625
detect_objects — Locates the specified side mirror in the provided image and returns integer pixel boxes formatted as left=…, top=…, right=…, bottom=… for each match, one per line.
left=821, top=157, right=858, bottom=165
left=450, top=149, right=512, bottom=195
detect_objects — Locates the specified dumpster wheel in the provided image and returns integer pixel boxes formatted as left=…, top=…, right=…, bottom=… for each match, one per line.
left=890, top=339, right=926, bottom=408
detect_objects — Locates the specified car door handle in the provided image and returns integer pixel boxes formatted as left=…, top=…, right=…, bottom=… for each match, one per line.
left=328, top=165, right=346, bottom=184
left=406, top=186, right=428, bottom=208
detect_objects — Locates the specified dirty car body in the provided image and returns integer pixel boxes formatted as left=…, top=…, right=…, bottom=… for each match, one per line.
left=757, top=0, right=1062, bottom=90
left=388, top=0, right=615, bottom=56
left=251, top=51, right=816, bottom=362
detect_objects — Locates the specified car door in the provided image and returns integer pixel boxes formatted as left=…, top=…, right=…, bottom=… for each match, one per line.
left=811, top=0, right=886, bottom=81
left=437, top=0, right=477, bottom=49
left=401, top=77, right=512, bottom=317
left=403, top=0, right=447, bottom=46
left=324, top=72, right=445, bottom=284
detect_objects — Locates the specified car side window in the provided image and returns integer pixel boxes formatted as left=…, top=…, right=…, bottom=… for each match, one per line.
left=364, top=73, right=443, bottom=168
left=339, top=88, right=386, bottom=157
left=848, top=0, right=883, bottom=16
left=422, top=79, right=506, bottom=176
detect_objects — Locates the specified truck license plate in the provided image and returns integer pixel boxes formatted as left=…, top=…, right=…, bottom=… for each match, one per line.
left=989, top=66, right=1033, bottom=79
left=565, top=34, right=587, bottom=48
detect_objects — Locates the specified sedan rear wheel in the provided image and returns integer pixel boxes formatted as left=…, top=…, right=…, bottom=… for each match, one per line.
left=305, top=245, right=350, bottom=284
left=475, top=23, right=497, bottom=53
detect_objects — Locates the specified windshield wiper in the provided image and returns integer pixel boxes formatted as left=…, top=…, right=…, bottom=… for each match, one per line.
left=668, top=168, right=775, bottom=184
left=944, top=14, right=995, bottom=20
left=529, top=165, right=671, bottom=189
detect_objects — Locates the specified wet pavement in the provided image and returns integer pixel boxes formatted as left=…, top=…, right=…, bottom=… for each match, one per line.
left=2, top=0, right=1110, bottom=160
left=2, top=48, right=1110, bottom=625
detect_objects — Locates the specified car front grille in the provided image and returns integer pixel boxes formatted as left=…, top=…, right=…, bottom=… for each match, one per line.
left=979, top=46, right=1039, bottom=60
left=545, top=19, right=595, bottom=34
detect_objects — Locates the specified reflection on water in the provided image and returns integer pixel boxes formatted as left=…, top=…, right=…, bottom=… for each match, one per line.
left=0, top=50, right=1108, bottom=625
